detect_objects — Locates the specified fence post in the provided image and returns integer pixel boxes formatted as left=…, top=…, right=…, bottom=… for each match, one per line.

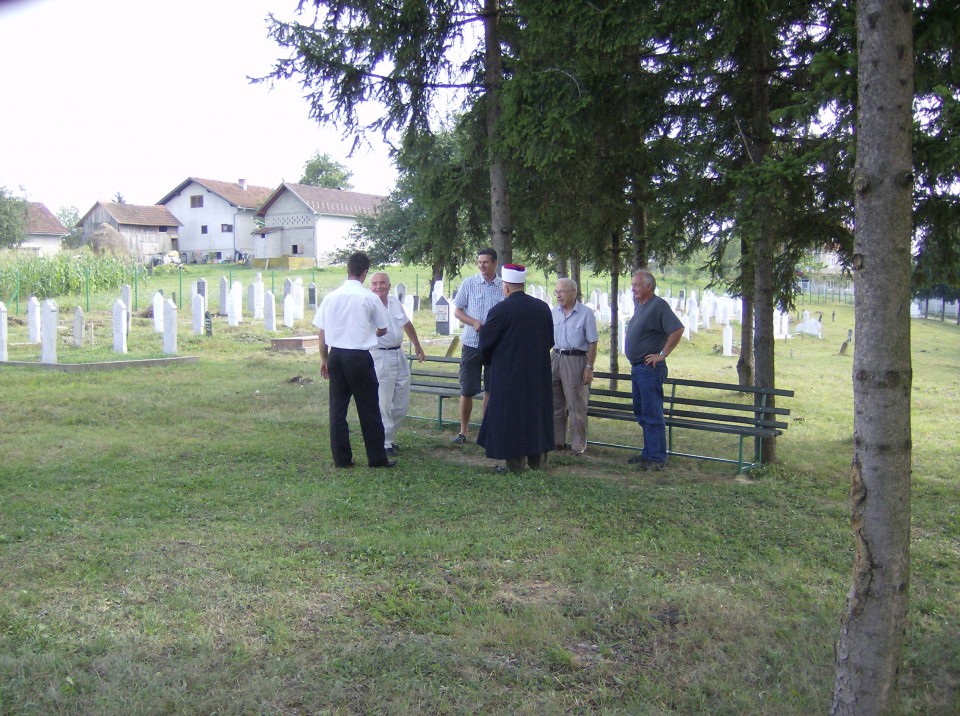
left=85, top=265, right=90, bottom=312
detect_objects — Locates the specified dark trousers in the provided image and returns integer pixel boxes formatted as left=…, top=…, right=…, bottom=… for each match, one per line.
left=328, top=348, right=389, bottom=467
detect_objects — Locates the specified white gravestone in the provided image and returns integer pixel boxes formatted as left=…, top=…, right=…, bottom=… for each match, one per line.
left=432, top=280, right=444, bottom=311
left=41, top=300, right=58, bottom=364
left=121, top=284, right=132, bottom=333
left=27, top=296, right=41, bottom=344
left=112, top=300, right=127, bottom=354
left=402, top=294, right=415, bottom=319
left=283, top=293, right=295, bottom=328
left=679, top=314, right=691, bottom=342
left=722, top=324, right=734, bottom=356
left=283, top=277, right=293, bottom=298
left=395, top=282, right=406, bottom=303
left=192, top=293, right=206, bottom=336
left=227, top=282, right=242, bottom=326
left=219, top=276, right=229, bottom=315
left=163, top=299, right=178, bottom=355
left=292, top=278, right=305, bottom=320
left=255, top=276, right=266, bottom=319
left=0, top=301, right=7, bottom=361
left=264, top=291, right=277, bottom=332
left=152, top=291, right=165, bottom=332
left=73, top=307, right=85, bottom=348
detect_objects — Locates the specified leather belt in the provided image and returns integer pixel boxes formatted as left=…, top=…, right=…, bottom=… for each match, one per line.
left=379, top=346, right=402, bottom=350
left=553, top=349, right=586, bottom=356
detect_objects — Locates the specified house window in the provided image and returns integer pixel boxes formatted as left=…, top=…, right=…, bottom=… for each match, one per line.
left=190, top=195, right=204, bottom=208
left=292, top=244, right=300, bottom=254
left=221, top=224, right=233, bottom=233
left=201, top=225, right=208, bottom=234
left=214, top=251, right=222, bottom=260
left=159, top=226, right=167, bottom=233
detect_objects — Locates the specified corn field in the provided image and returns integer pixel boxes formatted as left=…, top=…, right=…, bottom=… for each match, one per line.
left=0, top=252, right=131, bottom=303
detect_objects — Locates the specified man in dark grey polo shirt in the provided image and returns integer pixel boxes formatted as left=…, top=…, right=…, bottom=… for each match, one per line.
left=624, top=270, right=684, bottom=470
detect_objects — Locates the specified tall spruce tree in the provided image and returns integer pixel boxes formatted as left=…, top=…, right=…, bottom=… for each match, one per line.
left=832, top=0, right=914, bottom=711
left=261, top=0, right=518, bottom=265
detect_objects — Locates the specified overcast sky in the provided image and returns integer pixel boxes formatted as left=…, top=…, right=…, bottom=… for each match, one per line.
left=0, top=0, right=397, bottom=215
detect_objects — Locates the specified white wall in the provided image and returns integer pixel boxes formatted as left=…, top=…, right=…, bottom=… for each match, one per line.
left=164, top=181, right=245, bottom=261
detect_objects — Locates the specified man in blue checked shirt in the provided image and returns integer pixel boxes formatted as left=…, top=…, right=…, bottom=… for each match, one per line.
left=450, top=247, right=504, bottom=445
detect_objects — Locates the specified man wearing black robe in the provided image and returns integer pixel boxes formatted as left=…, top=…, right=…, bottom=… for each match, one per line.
left=477, top=264, right=555, bottom=472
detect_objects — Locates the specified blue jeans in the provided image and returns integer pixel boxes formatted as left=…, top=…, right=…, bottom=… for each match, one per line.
left=631, top=361, right=668, bottom=464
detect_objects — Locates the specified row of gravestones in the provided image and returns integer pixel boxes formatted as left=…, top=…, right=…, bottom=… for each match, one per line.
left=0, top=295, right=179, bottom=363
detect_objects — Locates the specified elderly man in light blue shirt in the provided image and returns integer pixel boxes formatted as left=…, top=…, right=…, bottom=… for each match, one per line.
left=551, top=278, right=599, bottom=455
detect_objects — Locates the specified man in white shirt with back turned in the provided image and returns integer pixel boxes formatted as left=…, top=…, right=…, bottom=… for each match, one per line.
left=314, top=252, right=397, bottom=469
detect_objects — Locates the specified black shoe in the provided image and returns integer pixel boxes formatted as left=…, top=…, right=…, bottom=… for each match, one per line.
left=335, top=460, right=356, bottom=469
left=371, top=459, right=399, bottom=468
left=451, top=433, right=467, bottom=445
left=385, top=446, right=399, bottom=458
left=390, top=443, right=401, bottom=455
left=627, top=454, right=646, bottom=464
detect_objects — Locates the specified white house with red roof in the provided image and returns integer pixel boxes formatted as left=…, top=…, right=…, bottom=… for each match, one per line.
left=23, top=202, right=68, bottom=257
left=79, top=202, right=181, bottom=262
left=253, top=183, right=383, bottom=265
left=158, top=178, right=273, bottom=263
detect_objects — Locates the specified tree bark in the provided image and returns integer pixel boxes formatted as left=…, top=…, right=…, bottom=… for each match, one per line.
left=832, top=1, right=913, bottom=713
left=738, top=237, right=755, bottom=388
left=753, top=208, right=776, bottom=463
left=609, top=231, right=621, bottom=378
left=483, top=0, right=512, bottom=266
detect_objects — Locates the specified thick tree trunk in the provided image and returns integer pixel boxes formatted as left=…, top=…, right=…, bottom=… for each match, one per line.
left=609, top=231, right=621, bottom=377
left=556, top=256, right=568, bottom=279
left=571, top=260, right=582, bottom=301
left=832, top=2, right=913, bottom=713
left=630, top=191, right=648, bottom=271
left=483, top=0, right=511, bottom=266
left=753, top=211, right=776, bottom=463
left=738, top=237, right=755, bottom=388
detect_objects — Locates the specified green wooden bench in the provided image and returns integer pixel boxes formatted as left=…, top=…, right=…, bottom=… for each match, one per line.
left=588, top=370, right=794, bottom=472
left=406, top=354, right=481, bottom=429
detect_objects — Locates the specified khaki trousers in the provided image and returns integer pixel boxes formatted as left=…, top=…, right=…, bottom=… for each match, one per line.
left=551, top=352, right=589, bottom=452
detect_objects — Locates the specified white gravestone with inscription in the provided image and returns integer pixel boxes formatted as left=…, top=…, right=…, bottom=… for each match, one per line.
left=192, top=293, right=205, bottom=336
left=73, top=307, right=85, bottom=348
left=219, top=276, right=229, bottom=315
left=292, top=278, right=305, bottom=321
left=27, top=296, right=41, bottom=343
left=283, top=293, right=295, bottom=328
left=112, top=300, right=127, bottom=354
left=227, top=282, right=242, bottom=326
left=121, top=284, right=132, bottom=333
left=152, top=291, right=165, bottom=332
left=41, top=300, right=58, bottom=364
left=264, top=291, right=277, bottom=332
left=163, top=299, right=178, bottom=354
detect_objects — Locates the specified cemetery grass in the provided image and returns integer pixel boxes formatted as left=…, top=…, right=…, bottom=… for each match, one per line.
left=0, top=300, right=957, bottom=714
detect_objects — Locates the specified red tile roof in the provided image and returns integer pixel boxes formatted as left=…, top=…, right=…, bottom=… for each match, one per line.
left=158, top=177, right=274, bottom=210
left=25, top=202, right=68, bottom=235
left=256, top=183, right=384, bottom=218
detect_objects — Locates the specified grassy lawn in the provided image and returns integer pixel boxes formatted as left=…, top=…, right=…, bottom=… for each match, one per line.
left=1, top=267, right=957, bottom=714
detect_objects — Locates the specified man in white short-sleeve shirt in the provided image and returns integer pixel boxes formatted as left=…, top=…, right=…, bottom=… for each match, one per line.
left=314, top=252, right=396, bottom=469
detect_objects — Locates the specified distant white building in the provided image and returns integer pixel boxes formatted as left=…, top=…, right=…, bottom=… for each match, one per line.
left=253, top=183, right=383, bottom=265
left=158, top=177, right=273, bottom=263
left=23, top=202, right=68, bottom=256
